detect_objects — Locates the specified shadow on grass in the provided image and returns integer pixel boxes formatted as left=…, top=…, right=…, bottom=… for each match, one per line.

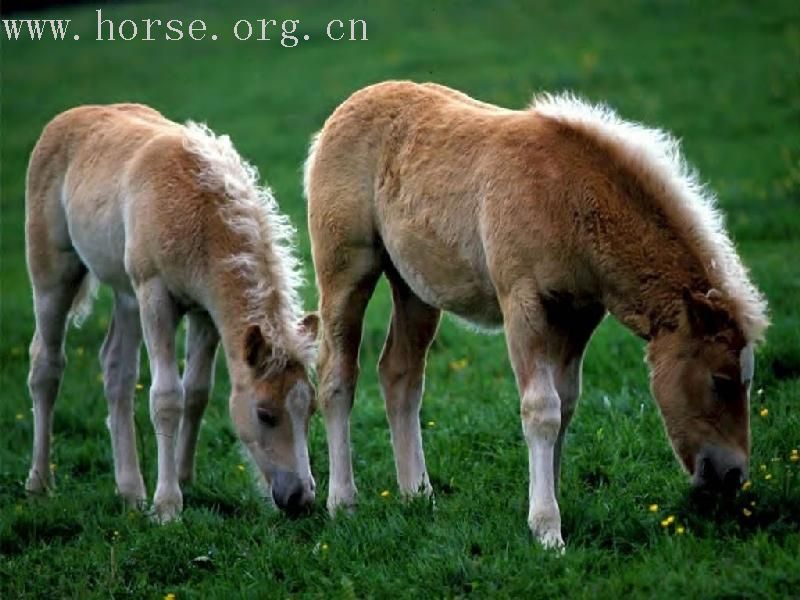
left=0, top=509, right=84, bottom=555
left=676, top=481, right=800, bottom=538
left=563, top=466, right=799, bottom=553
left=182, top=485, right=265, bottom=519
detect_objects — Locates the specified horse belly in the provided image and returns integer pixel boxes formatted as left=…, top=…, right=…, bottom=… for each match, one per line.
left=64, top=190, right=132, bottom=292
left=382, top=226, right=503, bottom=329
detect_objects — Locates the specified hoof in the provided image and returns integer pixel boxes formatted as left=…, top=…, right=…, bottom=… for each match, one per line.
left=119, top=490, right=148, bottom=512
left=152, top=488, right=183, bottom=523
left=25, top=469, right=53, bottom=495
left=529, top=509, right=564, bottom=551
left=326, top=487, right=357, bottom=517
left=151, top=503, right=182, bottom=524
left=400, top=478, right=433, bottom=499
left=117, top=477, right=147, bottom=509
left=536, top=529, right=565, bottom=552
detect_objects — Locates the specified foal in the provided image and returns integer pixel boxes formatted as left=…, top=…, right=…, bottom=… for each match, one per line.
left=25, top=104, right=318, bottom=520
left=305, top=82, right=768, bottom=548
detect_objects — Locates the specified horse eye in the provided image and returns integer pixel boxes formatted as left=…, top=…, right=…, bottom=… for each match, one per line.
left=712, top=376, right=739, bottom=401
left=256, top=407, right=279, bottom=427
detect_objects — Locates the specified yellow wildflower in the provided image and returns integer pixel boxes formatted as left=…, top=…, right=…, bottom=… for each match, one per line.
left=741, top=480, right=752, bottom=491
left=648, top=503, right=659, bottom=512
left=237, top=464, right=245, bottom=472
left=660, top=515, right=675, bottom=527
left=742, top=508, right=752, bottom=517
left=790, top=449, right=799, bottom=463
left=759, top=407, right=769, bottom=418
left=675, top=526, right=685, bottom=535
left=135, top=383, right=144, bottom=391
left=164, top=594, right=176, bottom=600
left=321, top=543, right=329, bottom=552
left=449, top=358, right=468, bottom=372
left=427, top=421, right=436, bottom=428
left=16, top=413, right=24, bottom=420
left=764, top=473, right=772, bottom=481
left=759, top=464, right=767, bottom=472
left=380, top=490, right=390, bottom=498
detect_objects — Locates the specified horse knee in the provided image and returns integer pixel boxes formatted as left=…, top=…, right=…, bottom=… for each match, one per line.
left=521, top=391, right=561, bottom=442
left=319, top=378, right=355, bottom=416
left=149, top=385, right=183, bottom=429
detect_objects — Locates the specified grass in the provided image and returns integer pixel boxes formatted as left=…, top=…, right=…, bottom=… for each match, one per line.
left=2, top=1, right=799, bottom=597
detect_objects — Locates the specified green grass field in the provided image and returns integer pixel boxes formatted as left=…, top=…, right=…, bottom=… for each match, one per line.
left=2, top=1, right=799, bottom=597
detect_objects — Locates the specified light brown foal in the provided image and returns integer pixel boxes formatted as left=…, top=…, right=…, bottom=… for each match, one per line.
left=304, top=81, right=767, bottom=548
left=25, top=105, right=318, bottom=520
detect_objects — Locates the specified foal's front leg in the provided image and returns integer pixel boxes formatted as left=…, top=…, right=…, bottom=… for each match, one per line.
left=316, top=247, right=382, bottom=514
left=379, top=274, right=440, bottom=497
left=135, top=278, right=184, bottom=522
left=502, top=295, right=564, bottom=549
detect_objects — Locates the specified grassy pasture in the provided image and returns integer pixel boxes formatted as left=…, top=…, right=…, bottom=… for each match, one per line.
left=1, top=1, right=799, bottom=597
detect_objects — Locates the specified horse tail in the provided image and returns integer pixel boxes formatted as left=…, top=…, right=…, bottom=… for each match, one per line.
left=68, top=271, right=98, bottom=327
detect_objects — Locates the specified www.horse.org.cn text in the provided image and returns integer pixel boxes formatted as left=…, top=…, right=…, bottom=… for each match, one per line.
left=2, top=10, right=368, bottom=47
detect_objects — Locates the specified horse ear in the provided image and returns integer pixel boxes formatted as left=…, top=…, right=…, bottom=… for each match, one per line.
left=298, top=312, right=320, bottom=341
left=682, top=287, right=726, bottom=336
left=243, top=324, right=271, bottom=373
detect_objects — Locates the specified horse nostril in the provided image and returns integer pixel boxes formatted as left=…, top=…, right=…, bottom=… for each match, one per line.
left=698, top=456, right=715, bottom=482
left=722, top=467, right=744, bottom=492
left=287, top=486, right=305, bottom=510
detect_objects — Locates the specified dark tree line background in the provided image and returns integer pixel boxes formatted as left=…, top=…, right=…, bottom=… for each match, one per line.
left=2, top=0, right=127, bottom=17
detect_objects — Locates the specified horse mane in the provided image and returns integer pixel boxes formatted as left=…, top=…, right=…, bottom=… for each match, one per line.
left=182, top=121, right=314, bottom=369
left=530, top=93, right=769, bottom=343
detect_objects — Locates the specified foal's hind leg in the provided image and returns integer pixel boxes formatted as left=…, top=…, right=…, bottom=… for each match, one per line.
left=135, top=277, right=184, bottom=522
left=25, top=254, right=87, bottom=494
left=177, top=311, right=219, bottom=486
left=100, top=292, right=146, bottom=506
left=316, top=246, right=382, bottom=514
left=550, top=305, right=604, bottom=498
left=379, top=272, right=440, bottom=497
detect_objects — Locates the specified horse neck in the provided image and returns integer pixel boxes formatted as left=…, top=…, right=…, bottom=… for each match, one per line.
left=208, top=268, right=292, bottom=387
left=596, top=199, right=712, bottom=341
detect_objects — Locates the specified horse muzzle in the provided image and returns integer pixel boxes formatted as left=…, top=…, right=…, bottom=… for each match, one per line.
left=271, top=468, right=315, bottom=516
left=691, top=445, right=747, bottom=496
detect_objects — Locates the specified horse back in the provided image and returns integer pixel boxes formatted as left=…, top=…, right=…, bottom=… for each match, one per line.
left=309, top=82, right=591, bottom=323
left=26, top=105, right=209, bottom=293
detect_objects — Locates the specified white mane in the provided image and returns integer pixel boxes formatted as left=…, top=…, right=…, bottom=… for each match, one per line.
left=531, top=93, right=769, bottom=342
left=182, top=121, right=314, bottom=367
